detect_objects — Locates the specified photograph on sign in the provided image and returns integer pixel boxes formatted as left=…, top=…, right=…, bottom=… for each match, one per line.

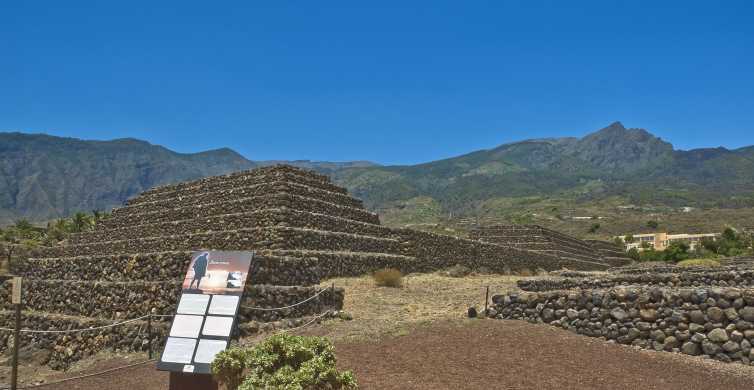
left=161, top=337, right=198, bottom=364
left=182, top=251, right=253, bottom=295
left=208, top=295, right=240, bottom=316
left=169, top=314, right=205, bottom=338
left=202, top=316, right=235, bottom=337
left=176, top=293, right=210, bottom=315
left=193, top=339, right=229, bottom=364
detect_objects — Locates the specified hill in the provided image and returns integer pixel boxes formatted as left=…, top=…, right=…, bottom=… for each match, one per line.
left=331, top=122, right=754, bottom=215
left=2, top=123, right=754, bottom=233
left=0, top=133, right=374, bottom=223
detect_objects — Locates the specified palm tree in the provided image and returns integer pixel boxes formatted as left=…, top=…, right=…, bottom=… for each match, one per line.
left=71, top=212, right=93, bottom=233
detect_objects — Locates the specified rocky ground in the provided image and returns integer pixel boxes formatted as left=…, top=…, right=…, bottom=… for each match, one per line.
left=3, top=272, right=753, bottom=389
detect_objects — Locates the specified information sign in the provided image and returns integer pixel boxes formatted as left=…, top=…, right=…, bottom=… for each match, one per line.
left=157, top=250, right=254, bottom=375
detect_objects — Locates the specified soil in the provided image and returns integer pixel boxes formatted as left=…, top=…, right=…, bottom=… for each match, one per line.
left=6, top=319, right=754, bottom=390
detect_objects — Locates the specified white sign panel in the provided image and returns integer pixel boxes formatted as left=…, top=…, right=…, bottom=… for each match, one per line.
left=169, top=315, right=204, bottom=338
left=162, top=337, right=197, bottom=364
left=193, top=339, right=229, bottom=364
left=202, top=316, right=234, bottom=337
left=177, top=294, right=210, bottom=315
left=208, top=295, right=240, bottom=316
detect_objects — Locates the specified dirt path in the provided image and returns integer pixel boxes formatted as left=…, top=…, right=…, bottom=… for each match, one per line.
left=333, top=319, right=754, bottom=390
left=9, top=320, right=753, bottom=390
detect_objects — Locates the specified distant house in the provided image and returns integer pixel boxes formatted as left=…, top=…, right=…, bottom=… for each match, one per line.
left=617, top=232, right=720, bottom=252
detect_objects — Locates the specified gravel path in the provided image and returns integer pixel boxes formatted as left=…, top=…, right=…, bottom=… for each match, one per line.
left=10, top=320, right=754, bottom=390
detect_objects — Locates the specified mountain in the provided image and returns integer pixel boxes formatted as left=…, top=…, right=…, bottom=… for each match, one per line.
left=0, top=132, right=376, bottom=224
left=2, top=122, right=754, bottom=226
left=329, top=122, right=754, bottom=214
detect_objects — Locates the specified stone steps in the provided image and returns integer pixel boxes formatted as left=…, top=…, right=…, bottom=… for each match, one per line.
left=0, top=279, right=343, bottom=323
left=70, top=208, right=398, bottom=246
left=102, top=193, right=380, bottom=228
left=132, top=167, right=345, bottom=204
left=118, top=180, right=364, bottom=216
left=474, top=232, right=596, bottom=254
left=0, top=310, right=166, bottom=370
left=18, top=250, right=416, bottom=285
left=530, top=249, right=604, bottom=263
left=34, top=226, right=406, bottom=258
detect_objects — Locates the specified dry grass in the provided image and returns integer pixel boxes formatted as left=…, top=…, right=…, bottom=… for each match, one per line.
left=304, top=273, right=527, bottom=342
left=372, top=268, right=403, bottom=287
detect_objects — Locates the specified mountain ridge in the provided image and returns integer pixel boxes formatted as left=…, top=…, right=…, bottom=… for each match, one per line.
left=2, top=123, right=754, bottom=225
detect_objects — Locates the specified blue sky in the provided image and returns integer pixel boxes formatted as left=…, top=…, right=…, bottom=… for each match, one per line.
left=1, top=1, right=753, bottom=164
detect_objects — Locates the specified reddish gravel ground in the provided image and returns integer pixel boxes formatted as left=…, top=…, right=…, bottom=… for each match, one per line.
left=11, top=320, right=754, bottom=390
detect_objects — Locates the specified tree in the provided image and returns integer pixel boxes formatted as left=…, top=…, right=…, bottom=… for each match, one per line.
left=664, top=241, right=690, bottom=262
left=646, top=220, right=659, bottom=229
left=625, top=234, right=635, bottom=243
left=588, top=223, right=601, bottom=233
left=627, top=247, right=640, bottom=261
left=71, top=212, right=93, bottom=233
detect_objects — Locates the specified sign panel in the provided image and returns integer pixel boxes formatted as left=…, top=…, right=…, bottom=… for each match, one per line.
left=158, top=250, right=254, bottom=375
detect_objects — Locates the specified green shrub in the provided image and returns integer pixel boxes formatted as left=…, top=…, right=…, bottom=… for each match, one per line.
left=212, top=334, right=357, bottom=390
left=373, top=268, right=402, bottom=287
left=677, top=259, right=721, bottom=267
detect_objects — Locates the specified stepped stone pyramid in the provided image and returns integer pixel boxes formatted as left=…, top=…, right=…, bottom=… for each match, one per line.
left=2, top=165, right=611, bottom=369
left=470, top=225, right=630, bottom=268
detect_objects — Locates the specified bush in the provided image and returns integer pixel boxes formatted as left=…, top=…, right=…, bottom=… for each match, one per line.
left=443, top=264, right=471, bottom=278
left=373, top=268, right=402, bottom=287
left=212, top=334, right=358, bottom=390
left=517, top=268, right=533, bottom=277
left=677, top=259, right=721, bottom=267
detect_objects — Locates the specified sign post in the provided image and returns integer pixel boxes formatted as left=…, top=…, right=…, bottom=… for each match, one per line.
left=11, top=277, right=22, bottom=390
left=157, top=251, right=254, bottom=390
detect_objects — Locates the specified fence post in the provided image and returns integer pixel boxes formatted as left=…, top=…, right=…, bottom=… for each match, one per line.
left=330, top=283, right=335, bottom=309
left=147, top=314, right=153, bottom=360
left=11, top=303, right=21, bottom=390
left=484, top=286, right=490, bottom=316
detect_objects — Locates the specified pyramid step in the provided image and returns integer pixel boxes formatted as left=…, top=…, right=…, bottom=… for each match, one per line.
left=120, top=180, right=364, bottom=216
left=34, top=227, right=407, bottom=258
left=70, top=208, right=398, bottom=246
left=103, top=193, right=380, bottom=228
left=133, top=167, right=345, bottom=204
left=0, top=310, right=165, bottom=370
left=0, top=280, right=343, bottom=324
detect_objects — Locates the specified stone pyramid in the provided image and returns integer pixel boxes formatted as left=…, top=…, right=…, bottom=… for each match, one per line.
left=2, top=165, right=611, bottom=368
left=470, top=225, right=629, bottom=267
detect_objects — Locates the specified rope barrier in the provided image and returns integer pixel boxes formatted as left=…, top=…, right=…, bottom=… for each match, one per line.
left=241, top=288, right=328, bottom=311
left=277, top=310, right=332, bottom=333
left=0, top=315, right=151, bottom=334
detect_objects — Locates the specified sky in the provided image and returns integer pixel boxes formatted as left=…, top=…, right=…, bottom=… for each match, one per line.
left=1, top=1, right=753, bottom=165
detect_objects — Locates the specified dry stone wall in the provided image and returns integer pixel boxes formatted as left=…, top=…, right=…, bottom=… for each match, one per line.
left=132, top=167, right=346, bottom=204
left=104, top=193, right=379, bottom=228
left=0, top=311, right=168, bottom=370
left=492, top=286, right=754, bottom=365
left=120, top=181, right=363, bottom=216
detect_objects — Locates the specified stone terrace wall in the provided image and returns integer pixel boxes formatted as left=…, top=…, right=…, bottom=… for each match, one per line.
left=118, top=180, right=363, bottom=217
left=14, top=251, right=328, bottom=286
left=71, top=209, right=399, bottom=246
left=517, top=270, right=754, bottom=292
left=0, top=279, right=343, bottom=323
left=131, top=166, right=346, bottom=204
left=492, top=286, right=754, bottom=364
left=401, top=230, right=609, bottom=272
left=0, top=312, right=167, bottom=370
left=103, top=193, right=380, bottom=228
left=34, top=226, right=404, bottom=258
